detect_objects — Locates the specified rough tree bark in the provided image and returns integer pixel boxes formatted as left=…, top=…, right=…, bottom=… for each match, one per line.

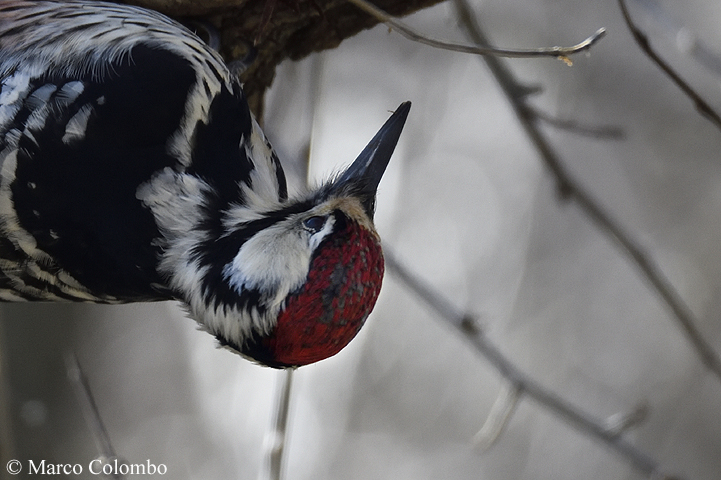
left=125, top=0, right=447, bottom=117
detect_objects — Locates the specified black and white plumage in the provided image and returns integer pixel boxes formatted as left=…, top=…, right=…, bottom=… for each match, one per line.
left=0, top=0, right=410, bottom=367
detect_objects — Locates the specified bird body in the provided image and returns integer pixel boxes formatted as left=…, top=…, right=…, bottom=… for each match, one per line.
left=0, top=0, right=409, bottom=367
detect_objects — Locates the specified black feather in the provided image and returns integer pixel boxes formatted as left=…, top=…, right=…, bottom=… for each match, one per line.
left=8, top=45, right=196, bottom=299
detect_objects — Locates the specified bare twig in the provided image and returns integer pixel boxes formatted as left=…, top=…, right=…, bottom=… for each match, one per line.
left=604, top=403, right=649, bottom=437
left=66, top=353, right=124, bottom=480
left=347, top=0, right=606, bottom=60
left=0, top=319, right=15, bottom=465
left=618, top=0, right=721, bottom=131
left=530, top=106, right=626, bottom=140
left=472, top=381, right=521, bottom=451
left=385, top=252, right=680, bottom=479
left=257, top=56, right=326, bottom=480
left=630, top=0, right=721, bottom=76
left=258, top=369, right=295, bottom=480
left=453, top=0, right=721, bottom=383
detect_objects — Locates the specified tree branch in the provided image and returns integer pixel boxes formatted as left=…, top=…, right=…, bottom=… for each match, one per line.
left=617, top=0, right=721, bottom=131
left=259, top=369, right=295, bottom=480
left=385, top=252, right=681, bottom=480
left=347, top=0, right=606, bottom=60
left=453, top=0, right=721, bottom=383
left=66, top=354, right=124, bottom=480
left=472, top=381, right=521, bottom=451
left=603, top=402, right=649, bottom=437
left=0, top=320, right=15, bottom=467
left=530, top=106, right=626, bottom=140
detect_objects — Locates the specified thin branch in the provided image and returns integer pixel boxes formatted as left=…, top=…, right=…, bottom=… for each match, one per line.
left=530, top=106, right=626, bottom=140
left=472, top=381, right=522, bottom=451
left=258, top=369, right=295, bottom=480
left=347, top=0, right=606, bottom=60
left=618, top=0, right=721, bottom=131
left=0, top=320, right=15, bottom=465
left=385, top=252, right=681, bottom=480
left=604, top=403, right=649, bottom=437
left=65, top=353, right=124, bottom=480
left=630, top=0, right=721, bottom=77
left=453, top=0, right=721, bottom=383
left=257, top=55, right=326, bottom=480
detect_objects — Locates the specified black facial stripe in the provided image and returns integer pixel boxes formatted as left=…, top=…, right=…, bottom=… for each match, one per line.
left=194, top=198, right=317, bottom=267
left=193, top=199, right=318, bottom=311
left=207, top=280, right=265, bottom=317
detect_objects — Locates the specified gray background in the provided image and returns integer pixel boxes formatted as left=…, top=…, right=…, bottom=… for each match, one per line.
left=2, top=0, right=720, bottom=478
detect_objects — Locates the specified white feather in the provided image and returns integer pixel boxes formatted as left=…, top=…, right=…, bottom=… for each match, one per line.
left=55, top=81, right=85, bottom=106
left=62, top=103, right=93, bottom=144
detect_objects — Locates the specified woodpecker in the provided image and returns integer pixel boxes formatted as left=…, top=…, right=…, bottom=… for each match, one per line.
left=0, top=0, right=410, bottom=368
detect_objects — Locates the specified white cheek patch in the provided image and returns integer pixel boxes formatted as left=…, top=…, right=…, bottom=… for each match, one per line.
left=222, top=214, right=336, bottom=310
left=223, top=222, right=310, bottom=309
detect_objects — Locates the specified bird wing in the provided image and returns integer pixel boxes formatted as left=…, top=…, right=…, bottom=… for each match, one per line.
left=0, top=1, right=286, bottom=302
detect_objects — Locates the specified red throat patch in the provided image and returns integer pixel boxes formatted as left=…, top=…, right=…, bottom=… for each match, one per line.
left=267, top=219, right=384, bottom=366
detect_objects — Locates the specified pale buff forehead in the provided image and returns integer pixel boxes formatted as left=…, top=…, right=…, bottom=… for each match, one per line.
left=309, top=196, right=377, bottom=234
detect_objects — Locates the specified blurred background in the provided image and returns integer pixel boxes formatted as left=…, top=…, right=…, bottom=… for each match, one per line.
left=2, top=0, right=721, bottom=478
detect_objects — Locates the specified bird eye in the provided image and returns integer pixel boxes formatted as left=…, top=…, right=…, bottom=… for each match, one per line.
left=303, top=215, right=327, bottom=234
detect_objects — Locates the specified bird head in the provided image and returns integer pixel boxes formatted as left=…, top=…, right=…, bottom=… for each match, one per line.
left=146, top=102, right=411, bottom=368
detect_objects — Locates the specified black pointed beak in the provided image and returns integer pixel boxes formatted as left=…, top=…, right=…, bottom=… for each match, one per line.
left=329, top=102, right=411, bottom=218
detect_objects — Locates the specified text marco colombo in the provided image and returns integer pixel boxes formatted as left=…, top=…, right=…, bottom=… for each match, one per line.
left=8, top=458, right=167, bottom=476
